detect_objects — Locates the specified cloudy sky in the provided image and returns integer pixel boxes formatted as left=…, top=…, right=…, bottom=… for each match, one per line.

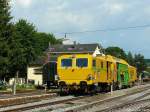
left=10, top=0, right=150, bottom=58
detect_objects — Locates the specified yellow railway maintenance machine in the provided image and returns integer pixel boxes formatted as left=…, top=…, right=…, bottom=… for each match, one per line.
left=57, top=54, right=118, bottom=94
left=129, top=66, right=137, bottom=86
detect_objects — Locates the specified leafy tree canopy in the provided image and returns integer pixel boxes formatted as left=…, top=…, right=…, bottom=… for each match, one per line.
left=105, top=47, right=127, bottom=60
left=34, top=32, right=62, bottom=56
left=127, top=51, right=134, bottom=66
left=134, top=54, right=147, bottom=73
left=8, top=19, right=37, bottom=78
left=9, top=19, right=62, bottom=78
left=0, top=0, right=13, bottom=78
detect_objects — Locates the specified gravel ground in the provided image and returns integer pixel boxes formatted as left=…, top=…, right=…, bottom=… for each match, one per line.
left=79, top=89, right=150, bottom=112
left=19, top=84, right=150, bottom=112
left=107, top=99, right=150, bottom=112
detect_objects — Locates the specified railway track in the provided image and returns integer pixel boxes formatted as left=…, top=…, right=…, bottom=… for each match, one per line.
left=71, top=87, right=150, bottom=112
left=61, top=84, right=150, bottom=112
left=0, top=95, right=89, bottom=112
left=98, top=92, right=150, bottom=112
left=99, top=98, right=150, bottom=112
left=0, top=84, right=150, bottom=112
left=136, top=99, right=150, bottom=112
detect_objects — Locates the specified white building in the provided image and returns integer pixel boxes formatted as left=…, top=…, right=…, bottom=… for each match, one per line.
left=27, top=66, right=43, bottom=85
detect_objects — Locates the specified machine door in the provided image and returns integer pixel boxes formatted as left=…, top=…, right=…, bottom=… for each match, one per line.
left=43, top=62, right=57, bottom=87
left=107, top=62, right=112, bottom=81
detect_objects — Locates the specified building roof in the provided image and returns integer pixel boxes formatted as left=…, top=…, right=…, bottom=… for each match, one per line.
left=47, top=43, right=102, bottom=54
left=30, top=43, right=103, bottom=66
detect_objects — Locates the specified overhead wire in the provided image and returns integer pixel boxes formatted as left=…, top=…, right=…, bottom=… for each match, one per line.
left=54, top=24, right=150, bottom=36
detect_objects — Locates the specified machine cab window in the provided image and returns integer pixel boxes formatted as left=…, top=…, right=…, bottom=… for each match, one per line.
left=76, top=58, right=88, bottom=67
left=61, top=59, right=72, bottom=67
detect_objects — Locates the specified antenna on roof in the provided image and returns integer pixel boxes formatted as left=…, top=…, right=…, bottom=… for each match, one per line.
left=65, top=33, right=67, bottom=38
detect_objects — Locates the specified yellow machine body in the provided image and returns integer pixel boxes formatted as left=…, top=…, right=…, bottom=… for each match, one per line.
left=57, top=54, right=117, bottom=86
left=129, top=66, right=137, bottom=83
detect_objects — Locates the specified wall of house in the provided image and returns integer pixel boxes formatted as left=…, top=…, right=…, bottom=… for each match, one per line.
left=62, top=38, right=74, bottom=45
left=27, top=66, right=43, bottom=85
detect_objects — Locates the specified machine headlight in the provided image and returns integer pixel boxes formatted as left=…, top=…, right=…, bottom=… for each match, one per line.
left=87, top=74, right=93, bottom=81
left=55, top=75, right=60, bottom=80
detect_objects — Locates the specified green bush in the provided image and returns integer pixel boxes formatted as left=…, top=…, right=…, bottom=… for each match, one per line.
left=16, top=84, right=35, bottom=90
left=0, top=85, right=7, bottom=90
left=0, top=81, right=7, bottom=90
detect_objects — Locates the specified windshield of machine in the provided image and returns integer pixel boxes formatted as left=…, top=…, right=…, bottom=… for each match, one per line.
left=76, top=58, right=88, bottom=67
left=61, top=59, right=72, bottom=67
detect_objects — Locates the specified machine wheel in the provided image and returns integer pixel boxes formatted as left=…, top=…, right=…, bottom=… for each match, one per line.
left=88, top=85, right=96, bottom=95
left=80, top=82, right=88, bottom=95
left=96, top=85, right=101, bottom=93
left=106, top=85, right=111, bottom=92
left=59, top=86, right=68, bottom=96
left=118, top=82, right=122, bottom=90
left=129, top=82, right=132, bottom=88
left=113, top=82, right=118, bottom=90
left=132, top=82, right=135, bottom=86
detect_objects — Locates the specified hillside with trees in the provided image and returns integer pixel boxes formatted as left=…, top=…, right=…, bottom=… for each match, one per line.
left=145, top=59, right=150, bottom=66
left=105, top=47, right=147, bottom=75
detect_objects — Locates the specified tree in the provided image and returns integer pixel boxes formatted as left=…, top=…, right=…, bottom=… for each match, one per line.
left=10, top=19, right=62, bottom=78
left=9, top=19, right=37, bottom=78
left=0, top=0, right=13, bottom=79
left=15, top=19, right=37, bottom=63
left=127, top=51, right=134, bottom=66
left=34, top=32, right=62, bottom=56
left=134, top=54, right=147, bottom=74
left=105, top=47, right=127, bottom=60
left=9, top=31, right=26, bottom=78
left=48, top=33, right=62, bottom=45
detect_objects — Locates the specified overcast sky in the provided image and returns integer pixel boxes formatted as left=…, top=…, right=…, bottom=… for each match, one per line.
left=10, top=0, right=150, bottom=58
